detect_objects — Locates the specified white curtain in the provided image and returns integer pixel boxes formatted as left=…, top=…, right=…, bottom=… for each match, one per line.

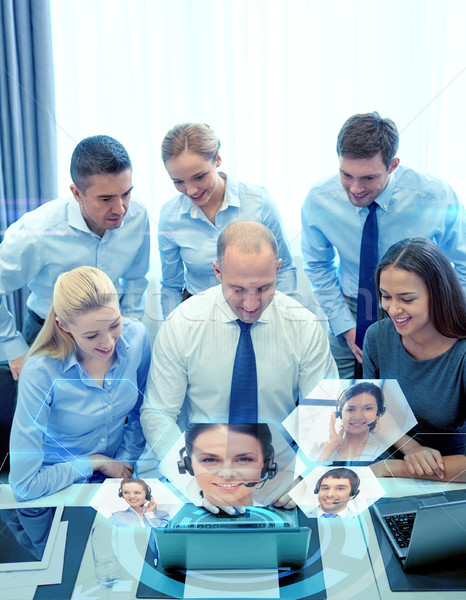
left=50, top=0, right=466, bottom=322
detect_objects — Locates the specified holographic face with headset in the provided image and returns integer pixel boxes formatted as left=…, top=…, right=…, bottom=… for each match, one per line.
left=314, top=468, right=360, bottom=515
left=118, top=478, right=152, bottom=510
left=178, top=423, right=278, bottom=508
left=335, top=382, right=386, bottom=434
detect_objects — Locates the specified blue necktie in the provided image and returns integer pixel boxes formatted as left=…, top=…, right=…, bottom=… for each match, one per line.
left=321, top=513, right=339, bottom=518
left=229, top=320, right=258, bottom=423
left=355, top=202, right=379, bottom=349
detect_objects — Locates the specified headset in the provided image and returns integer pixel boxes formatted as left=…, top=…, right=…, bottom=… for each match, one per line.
left=314, top=468, right=360, bottom=499
left=335, top=382, right=386, bottom=432
left=118, top=480, right=152, bottom=502
left=178, top=438, right=278, bottom=490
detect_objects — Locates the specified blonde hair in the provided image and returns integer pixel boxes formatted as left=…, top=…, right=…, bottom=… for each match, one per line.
left=29, top=266, right=118, bottom=360
left=161, top=123, right=220, bottom=163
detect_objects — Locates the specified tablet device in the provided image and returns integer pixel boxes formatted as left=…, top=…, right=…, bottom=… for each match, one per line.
left=0, top=505, right=64, bottom=572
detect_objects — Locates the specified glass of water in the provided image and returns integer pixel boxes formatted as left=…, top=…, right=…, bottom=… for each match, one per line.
left=91, top=522, right=121, bottom=586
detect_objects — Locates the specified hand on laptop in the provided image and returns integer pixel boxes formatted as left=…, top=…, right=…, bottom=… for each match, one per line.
left=272, top=492, right=296, bottom=510
left=201, top=496, right=246, bottom=516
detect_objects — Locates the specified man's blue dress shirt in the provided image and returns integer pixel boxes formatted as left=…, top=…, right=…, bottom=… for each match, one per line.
left=158, top=173, right=297, bottom=318
left=0, top=197, right=150, bottom=361
left=9, top=319, right=150, bottom=500
left=301, top=166, right=466, bottom=337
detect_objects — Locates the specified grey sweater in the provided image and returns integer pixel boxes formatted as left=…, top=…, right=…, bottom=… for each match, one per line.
left=363, top=318, right=465, bottom=455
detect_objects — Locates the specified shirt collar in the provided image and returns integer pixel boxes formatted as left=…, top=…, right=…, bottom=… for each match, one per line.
left=317, top=505, right=349, bottom=518
left=214, top=284, right=274, bottom=325
left=365, top=171, right=396, bottom=214
left=351, top=171, right=396, bottom=216
left=374, top=170, right=396, bottom=212
left=67, top=197, right=96, bottom=235
left=67, top=196, right=127, bottom=239
left=176, top=172, right=236, bottom=219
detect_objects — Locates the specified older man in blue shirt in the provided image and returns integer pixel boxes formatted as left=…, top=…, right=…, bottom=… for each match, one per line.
left=0, top=135, right=150, bottom=380
left=301, top=112, right=466, bottom=378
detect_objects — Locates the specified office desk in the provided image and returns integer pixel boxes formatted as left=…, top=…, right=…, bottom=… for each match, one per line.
left=1, top=479, right=465, bottom=600
left=361, top=477, right=466, bottom=600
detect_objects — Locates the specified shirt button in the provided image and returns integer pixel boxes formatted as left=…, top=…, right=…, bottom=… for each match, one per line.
left=106, top=380, right=112, bottom=386
left=107, top=405, right=112, bottom=410
left=100, top=438, right=106, bottom=443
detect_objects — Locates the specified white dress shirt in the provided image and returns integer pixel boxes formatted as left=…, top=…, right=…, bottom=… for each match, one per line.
left=140, top=285, right=338, bottom=462
left=304, top=504, right=357, bottom=518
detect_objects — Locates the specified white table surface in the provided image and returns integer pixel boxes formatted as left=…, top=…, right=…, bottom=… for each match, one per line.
left=1, top=478, right=465, bottom=600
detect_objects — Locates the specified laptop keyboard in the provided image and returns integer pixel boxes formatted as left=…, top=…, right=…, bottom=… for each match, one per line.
left=383, top=512, right=416, bottom=548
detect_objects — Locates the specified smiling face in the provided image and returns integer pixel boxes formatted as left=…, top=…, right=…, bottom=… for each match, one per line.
left=340, top=393, right=379, bottom=435
left=70, top=169, right=133, bottom=237
left=190, top=426, right=265, bottom=507
left=164, top=150, right=225, bottom=212
left=318, top=477, right=353, bottom=514
left=339, top=152, right=399, bottom=208
left=379, top=266, right=435, bottom=341
left=213, top=244, right=281, bottom=323
left=121, top=482, right=147, bottom=509
left=57, top=301, right=122, bottom=364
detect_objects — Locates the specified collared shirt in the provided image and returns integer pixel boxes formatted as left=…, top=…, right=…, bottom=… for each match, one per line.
left=158, top=173, right=297, bottom=318
left=0, top=196, right=150, bottom=361
left=301, top=166, right=466, bottom=337
left=316, top=505, right=355, bottom=518
left=9, top=320, right=151, bottom=500
left=139, top=285, right=338, bottom=462
left=111, top=506, right=170, bottom=528
left=304, top=505, right=356, bottom=518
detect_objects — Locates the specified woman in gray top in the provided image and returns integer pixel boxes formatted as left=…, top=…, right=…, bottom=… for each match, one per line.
left=363, top=238, right=466, bottom=479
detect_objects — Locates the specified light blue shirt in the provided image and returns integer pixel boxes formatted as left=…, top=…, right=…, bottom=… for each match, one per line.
left=301, top=166, right=466, bottom=337
left=111, top=506, right=170, bottom=528
left=9, top=319, right=151, bottom=501
left=0, top=197, right=150, bottom=361
left=158, top=173, right=297, bottom=318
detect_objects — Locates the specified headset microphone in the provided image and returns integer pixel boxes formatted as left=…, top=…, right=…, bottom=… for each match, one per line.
left=243, top=478, right=268, bottom=489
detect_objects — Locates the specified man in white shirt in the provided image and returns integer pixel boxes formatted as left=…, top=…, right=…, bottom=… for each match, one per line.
left=140, top=221, right=337, bottom=465
left=306, top=468, right=360, bottom=518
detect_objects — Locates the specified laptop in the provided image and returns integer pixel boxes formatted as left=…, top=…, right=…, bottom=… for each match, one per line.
left=0, top=505, right=64, bottom=572
left=153, top=504, right=312, bottom=570
left=371, top=489, right=466, bottom=571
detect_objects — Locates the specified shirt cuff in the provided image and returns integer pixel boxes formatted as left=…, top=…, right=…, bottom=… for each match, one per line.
left=330, top=309, right=356, bottom=338
left=69, top=456, right=94, bottom=480
left=0, top=334, right=30, bottom=362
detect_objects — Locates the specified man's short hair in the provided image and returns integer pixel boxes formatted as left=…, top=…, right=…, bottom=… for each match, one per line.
left=314, top=467, right=360, bottom=497
left=336, top=112, right=399, bottom=169
left=216, top=221, right=279, bottom=268
left=70, top=135, right=132, bottom=192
